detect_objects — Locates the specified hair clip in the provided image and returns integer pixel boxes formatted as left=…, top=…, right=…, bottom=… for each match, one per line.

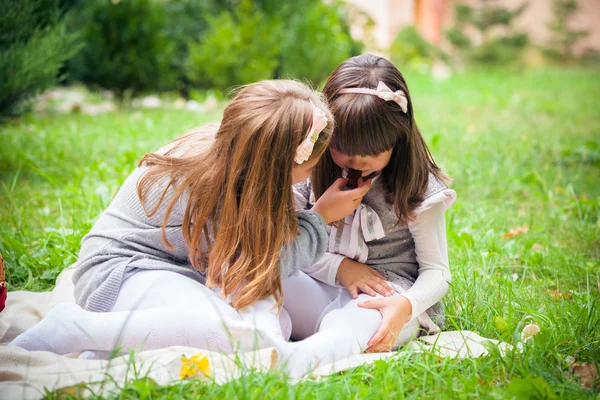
left=295, top=101, right=328, bottom=164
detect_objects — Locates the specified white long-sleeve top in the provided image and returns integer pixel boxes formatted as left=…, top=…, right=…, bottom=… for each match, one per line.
left=293, top=175, right=456, bottom=327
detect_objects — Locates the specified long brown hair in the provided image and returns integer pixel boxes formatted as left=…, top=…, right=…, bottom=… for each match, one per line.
left=313, top=54, right=449, bottom=223
left=137, top=80, right=333, bottom=310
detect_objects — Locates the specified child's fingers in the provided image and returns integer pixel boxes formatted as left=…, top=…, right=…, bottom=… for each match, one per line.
left=370, top=269, right=386, bottom=281
left=349, top=286, right=359, bottom=299
left=366, top=332, right=394, bottom=353
left=357, top=298, right=384, bottom=309
left=348, top=181, right=372, bottom=199
left=332, top=177, right=349, bottom=190
left=359, top=283, right=377, bottom=297
left=377, top=279, right=394, bottom=295
left=370, top=281, right=393, bottom=297
left=367, top=270, right=393, bottom=295
left=357, top=177, right=373, bottom=187
left=367, top=320, right=390, bottom=347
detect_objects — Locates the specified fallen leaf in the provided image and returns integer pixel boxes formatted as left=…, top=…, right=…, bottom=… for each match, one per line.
left=57, top=383, right=88, bottom=397
left=531, top=243, right=544, bottom=250
left=503, top=224, right=529, bottom=239
left=521, top=323, right=540, bottom=342
left=573, top=362, right=598, bottom=389
left=547, top=289, right=573, bottom=299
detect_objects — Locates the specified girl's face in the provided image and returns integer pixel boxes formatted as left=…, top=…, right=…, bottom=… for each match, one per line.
left=292, top=156, right=320, bottom=184
left=330, top=148, right=393, bottom=176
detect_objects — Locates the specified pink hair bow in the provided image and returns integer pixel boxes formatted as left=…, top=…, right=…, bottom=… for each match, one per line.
left=295, top=101, right=328, bottom=164
left=339, top=81, right=408, bottom=113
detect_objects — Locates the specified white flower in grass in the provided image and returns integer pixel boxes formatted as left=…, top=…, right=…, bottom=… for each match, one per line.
left=521, top=323, right=541, bottom=342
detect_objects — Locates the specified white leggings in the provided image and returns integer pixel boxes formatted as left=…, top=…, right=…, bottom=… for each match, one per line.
left=12, top=270, right=418, bottom=377
left=113, top=269, right=291, bottom=341
left=282, top=271, right=421, bottom=348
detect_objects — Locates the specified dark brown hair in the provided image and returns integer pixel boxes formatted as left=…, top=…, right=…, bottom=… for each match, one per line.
left=136, top=80, right=333, bottom=310
left=313, top=54, right=450, bottom=223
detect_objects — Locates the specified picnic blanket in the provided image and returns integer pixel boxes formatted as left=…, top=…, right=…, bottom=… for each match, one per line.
left=0, top=267, right=512, bottom=400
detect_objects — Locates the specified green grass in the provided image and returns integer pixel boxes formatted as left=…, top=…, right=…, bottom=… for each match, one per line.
left=1, top=67, right=599, bottom=398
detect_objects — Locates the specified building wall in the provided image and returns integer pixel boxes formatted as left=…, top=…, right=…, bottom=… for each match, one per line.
left=345, top=0, right=413, bottom=49
left=507, top=0, right=600, bottom=54
left=346, top=0, right=600, bottom=55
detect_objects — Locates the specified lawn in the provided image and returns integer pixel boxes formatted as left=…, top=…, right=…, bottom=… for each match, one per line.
left=1, top=67, right=599, bottom=398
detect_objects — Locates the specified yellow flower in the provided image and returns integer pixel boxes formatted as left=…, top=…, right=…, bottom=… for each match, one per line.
left=180, top=353, right=211, bottom=379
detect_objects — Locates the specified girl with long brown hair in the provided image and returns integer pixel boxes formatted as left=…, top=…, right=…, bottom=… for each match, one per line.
left=11, top=80, right=372, bottom=375
left=283, top=54, right=457, bottom=362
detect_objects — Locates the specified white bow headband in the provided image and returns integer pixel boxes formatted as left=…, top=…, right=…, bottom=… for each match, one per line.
left=294, top=101, right=328, bottom=164
left=338, top=81, right=408, bottom=113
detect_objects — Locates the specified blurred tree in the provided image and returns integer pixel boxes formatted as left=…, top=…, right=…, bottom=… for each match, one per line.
left=545, top=0, right=589, bottom=61
left=62, top=0, right=361, bottom=96
left=0, top=0, right=81, bottom=118
left=444, top=1, right=529, bottom=66
left=162, top=0, right=222, bottom=98
left=187, top=0, right=360, bottom=91
left=278, top=0, right=362, bottom=84
left=389, top=26, right=448, bottom=71
left=67, top=0, right=177, bottom=100
left=186, top=0, right=282, bottom=91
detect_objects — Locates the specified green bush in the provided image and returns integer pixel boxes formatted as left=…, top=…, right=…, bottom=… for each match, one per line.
left=278, top=0, right=362, bottom=85
left=389, top=26, right=446, bottom=70
left=187, top=0, right=360, bottom=91
left=444, top=1, right=529, bottom=66
left=64, top=0, right=361, bottom=95
left=186, top=1, right=282, bottom=91
left=67, top=0, right=177, bottom=99
left=0, top=0, right=81, bottom=118
left=162, top=0, right=218, bottom=97
left=471, top=33, right=529, bottom=65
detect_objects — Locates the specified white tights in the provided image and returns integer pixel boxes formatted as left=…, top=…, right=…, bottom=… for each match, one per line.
left=282, top=271, right=421, bottom=348
left=11, top=270, right=419, bottom=377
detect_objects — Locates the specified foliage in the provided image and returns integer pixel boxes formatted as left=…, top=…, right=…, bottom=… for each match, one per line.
left=470, top=32, right=529, bottom=65
left=63, top=0, right=359, bottom=95
left=187, top=0, right=360, bottom=91
left=161, top=0, right=222, bottom=97
left=389, top=26, right=447, bottom=70
left=66, top=0, right=177, bottom=99
left=277, top=0, right=362, bottom=85
left=545, top=0, right=589, bottom=61
left=186, top=1, right=282, bottom=91
left=445, top=1, right=529, bottom=66
left=0, top=0, right=81, bottom=118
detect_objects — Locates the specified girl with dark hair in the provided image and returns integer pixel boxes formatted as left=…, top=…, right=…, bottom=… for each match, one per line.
left=284, top=54, right=456, bottom=356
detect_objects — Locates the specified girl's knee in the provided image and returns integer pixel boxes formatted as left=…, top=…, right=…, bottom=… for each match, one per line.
left=318, top=303, right=382, bottom=332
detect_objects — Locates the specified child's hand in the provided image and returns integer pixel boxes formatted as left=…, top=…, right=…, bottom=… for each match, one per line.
left=311, top=178, right=371, bottom=224
left=358, top=295, right=413, bottom=353
left=336, top=258, right=393, bottom=298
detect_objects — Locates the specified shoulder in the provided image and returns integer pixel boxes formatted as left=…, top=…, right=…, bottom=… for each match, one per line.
left=413, top=173, right=457, bottom=217
left=423, top=173, right=448, bottom=200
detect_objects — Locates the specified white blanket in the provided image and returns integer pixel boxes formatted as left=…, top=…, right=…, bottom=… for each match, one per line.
left=0, top=267, right=511, bottom=399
